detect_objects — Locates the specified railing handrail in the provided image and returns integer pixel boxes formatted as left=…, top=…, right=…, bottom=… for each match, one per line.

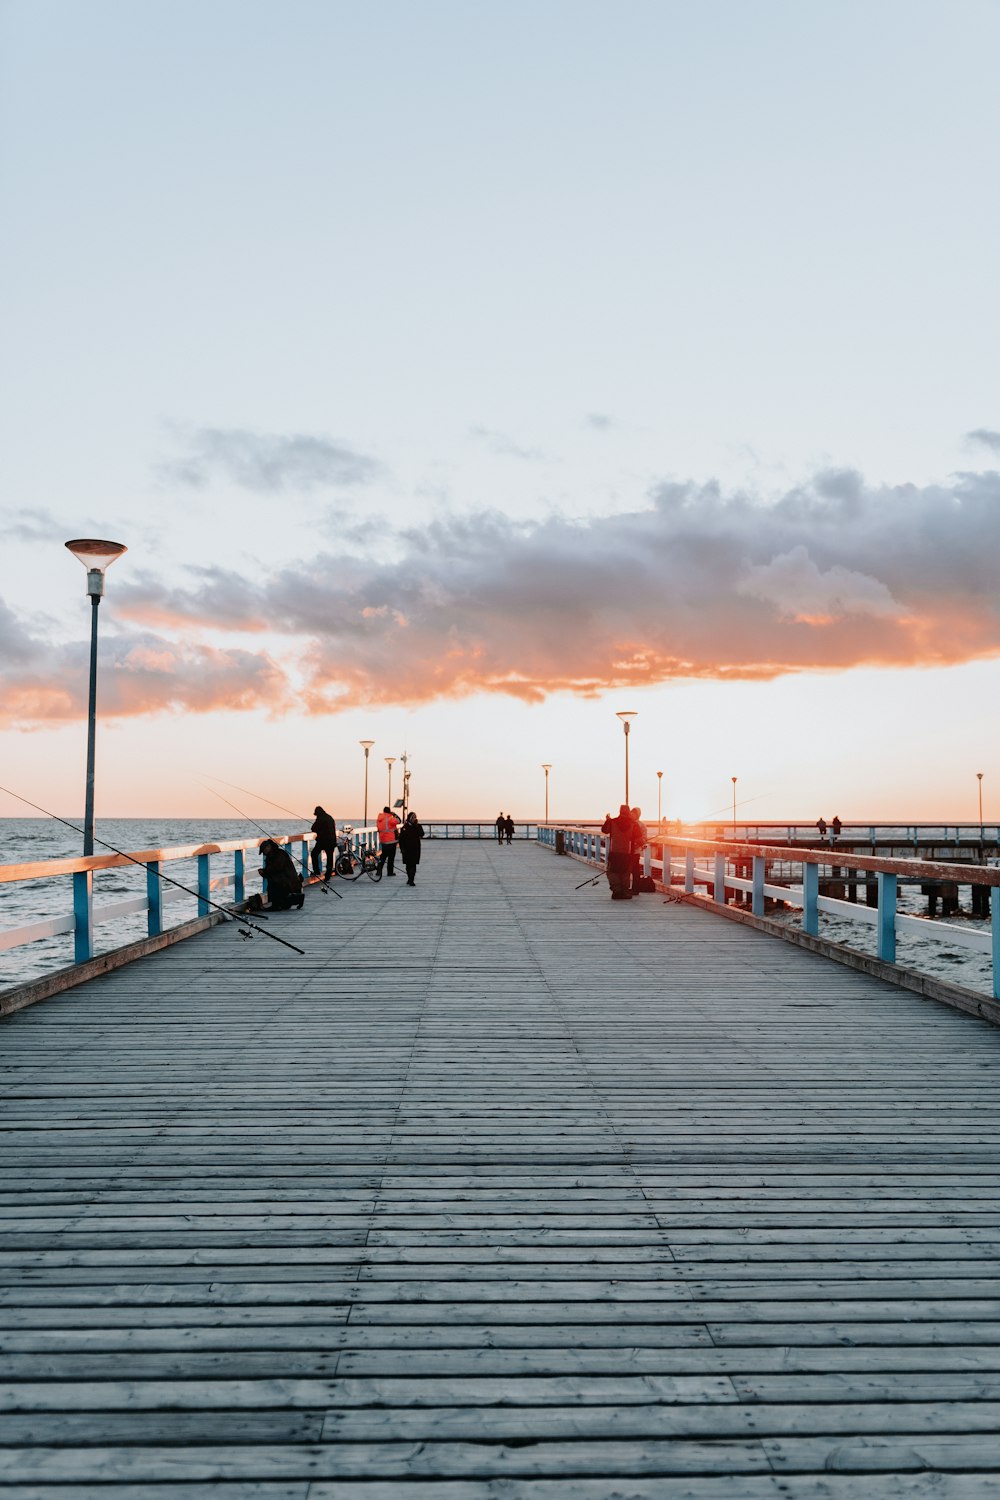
left=0, top=832, right=316, bottom=884
left=668, top=836, right=1000, bottom=886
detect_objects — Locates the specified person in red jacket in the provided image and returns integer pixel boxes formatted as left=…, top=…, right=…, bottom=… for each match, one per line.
left=376, top=806, right=400, bottom=876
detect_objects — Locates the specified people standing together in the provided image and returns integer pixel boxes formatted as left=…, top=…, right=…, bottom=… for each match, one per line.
left=601, top=805, right=648, bottom=901
left=495, top=813, right=515, bottom=845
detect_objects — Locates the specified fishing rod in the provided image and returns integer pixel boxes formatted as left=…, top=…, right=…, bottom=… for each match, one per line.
left=198, top=778, right=343, bottom=899
left=201, top=772, right=345, bottom=898
left=0, top=784, right=306, bottom=957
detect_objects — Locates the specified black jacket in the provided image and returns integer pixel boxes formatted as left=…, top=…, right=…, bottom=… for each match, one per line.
left=312, top=810, right=337, bottom=847
left=397, top=820, right=424, bottom=864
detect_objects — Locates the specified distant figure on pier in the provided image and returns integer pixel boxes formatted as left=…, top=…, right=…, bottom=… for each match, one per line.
left=815, top=816, right=828, bottom=843
left=495, top=813, right=505, bottom=845
left=376, top=807, right=400, bottom=877
left=398, top=812, right=424, bottom=886
left=630, top=808, right=647, bottom=894
left=311, top=806, right=337, bottom=880
left=252, top=839, right=304, bottom=911
left=504, top=814, right=515, bottom=845
left=831, top=815, right=842, bottom=843
left=602, top=805, right=636, bottom=901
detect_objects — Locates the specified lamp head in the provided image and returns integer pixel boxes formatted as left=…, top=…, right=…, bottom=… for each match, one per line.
left=65, top=538, right=127, bottom=598
left=385, top=756, right=396, bottom=766
left=359, top=740, right=374, bottom=753
left=616, top=710, right=636, bottom=734
left=541, top=763, right=552, bottom=772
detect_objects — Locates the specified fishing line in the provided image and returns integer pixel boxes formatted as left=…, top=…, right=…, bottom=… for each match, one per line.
left=0, top=784, right=306, bottom=957
left=198, top=779, right=343, bottom=899
left=200, top=773, right=310, bottom=824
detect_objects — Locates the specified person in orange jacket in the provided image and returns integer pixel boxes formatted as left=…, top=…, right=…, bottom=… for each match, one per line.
left=376, top=806, right=401, bottom=876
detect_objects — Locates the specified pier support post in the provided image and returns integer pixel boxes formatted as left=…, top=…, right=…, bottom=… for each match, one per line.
left=878, top=872, right=897, bottom=963
left=684, top=851, right=694, bottom=894
left=234, top=849, right=245, bottom=905
left=72, top=870, right=93, bottom=964
left=714, top=852, right=727, bottom=905
left=662, top=844, right=672, bottom=889
left=644, top=845, right=652, bottom=878
left=803, top=862, right=819, bottom=937
left=752, top=855, right=765, bottom=917
left=146, top=861, right=162, bottom=937
left=197, top=853, right=210, bottom=918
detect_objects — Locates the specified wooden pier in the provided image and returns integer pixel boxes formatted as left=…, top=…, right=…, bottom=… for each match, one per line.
left=3, top=841, right=1000, bottom=1495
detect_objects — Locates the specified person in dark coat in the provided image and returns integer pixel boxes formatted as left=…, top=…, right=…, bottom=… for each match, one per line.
left=495, top=813, right=505, bottom=845
left=397, top=812, right=424, bottom=886
left=504, top=814, right=515, bottom=845
left=256, top=839, right=304, bottom=910
left=601, top=805, right=635, bottom=900
left=311, top=806, right=337, bottom=879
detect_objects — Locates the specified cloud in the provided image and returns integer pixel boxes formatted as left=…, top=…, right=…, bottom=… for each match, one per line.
left=469, top=426, right=546, bottom=461
left=158, top=427, right=384, bottom=492
left=1, top=507, right=65, bottom=543
left=967, top=428, right=1000, bottom=455
left=110, top=463, right=1000, bottom=712
left=0, top=597, right=292, bottom=728
left=584, top=412, right=615, bottom=430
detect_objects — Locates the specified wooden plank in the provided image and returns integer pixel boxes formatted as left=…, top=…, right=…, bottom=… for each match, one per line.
left=5, top=841, right=1000, bottom=1489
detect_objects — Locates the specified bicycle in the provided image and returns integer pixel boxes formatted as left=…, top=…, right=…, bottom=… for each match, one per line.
left=333, top=829, right=382, bottom=882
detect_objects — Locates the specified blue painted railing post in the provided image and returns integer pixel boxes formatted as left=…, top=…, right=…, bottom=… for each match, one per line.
left=300, top=839, right=310, bottom=883
left=992, top=886, right=1000, bottom=1002
left=146, top=861, right=162, bottom=937
left=752, top=855, right=765, bottom=917
left=234, top=849, right=245, bottom=904
left=662, top=844, right=671, bottom=889
left=197, top=853, right=210, bottom=918
left=684, top=851, right=695, bottom=894
left=803, top=861, right=819, bottom=937
left=73, top=870, right=93, bottom=964
left=643, top=844, right=652, bottom=878
left=877, top=871, right=897, bottom=963
left=714, top=852, right=727, bottom=905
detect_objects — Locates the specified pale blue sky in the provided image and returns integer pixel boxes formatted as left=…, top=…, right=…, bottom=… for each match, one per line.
left=2, top=1, right=999, bottom=819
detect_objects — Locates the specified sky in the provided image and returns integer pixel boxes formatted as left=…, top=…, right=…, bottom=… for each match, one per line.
left=2, top=0, right=999, bottom=824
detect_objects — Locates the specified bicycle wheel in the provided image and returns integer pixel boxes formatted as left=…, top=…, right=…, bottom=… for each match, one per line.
left=363, top=853, right=382, bottom=881
left=335, top=852, right=362, bottom=881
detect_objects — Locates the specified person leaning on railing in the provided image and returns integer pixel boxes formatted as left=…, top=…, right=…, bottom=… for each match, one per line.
left=601, top=805, right=636, bottom=901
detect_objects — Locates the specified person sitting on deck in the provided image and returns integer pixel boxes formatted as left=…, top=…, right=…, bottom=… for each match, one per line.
left=251, top=839, right=304, bottom=911
left=601, top=805, right=636, bottom=901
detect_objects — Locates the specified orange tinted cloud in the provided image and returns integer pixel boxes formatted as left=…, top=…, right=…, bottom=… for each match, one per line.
left=103, top=463, right=1000, bottom=710
left=0, top=599, right=291, bottom=727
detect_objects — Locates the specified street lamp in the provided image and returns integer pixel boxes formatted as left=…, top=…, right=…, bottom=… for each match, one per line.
left=385, top=756, right=396, bottom=808
left=541, top=764, right=552, bottom=822
left=731, top=776, right=738, bottom=833
left=359, top=740, right=374, bottom=825
left=65, top=538, right=127, bottom=856
left=978, top=772, right=984, bottom=830
left=657, top=770, right=663, bottom=828
left=400, top=753, right=411, bottom=820
left=616, top=711, right=637, bottom=805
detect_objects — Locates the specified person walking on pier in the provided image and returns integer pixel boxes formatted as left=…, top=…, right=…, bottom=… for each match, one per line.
left=252, top=839, right=304, bottom=911
left=602, top=805, right=636, bottom=900
left=376, top=806, right=400, bottom=876
left=495, top=813, right=505, bottom=845
left=504, top=814, right=515, bottom=845
left=398, top=811, right=424, bottom=886
left=311, top=805, right=337, bottom=880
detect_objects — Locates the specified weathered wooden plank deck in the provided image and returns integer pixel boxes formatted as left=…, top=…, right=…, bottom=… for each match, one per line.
left=3, top=841, right=1000, bottom=1497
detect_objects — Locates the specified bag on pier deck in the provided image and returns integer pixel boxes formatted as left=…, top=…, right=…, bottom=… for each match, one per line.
left=636, top=876, right=656, bottom=894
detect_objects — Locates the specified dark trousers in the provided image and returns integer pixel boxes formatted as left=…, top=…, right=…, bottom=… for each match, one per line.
left=311, top=843, right=335, bottom=879
left=378, top=842, right=397, bottom=875
left=404, top=860, right=417, bottom=885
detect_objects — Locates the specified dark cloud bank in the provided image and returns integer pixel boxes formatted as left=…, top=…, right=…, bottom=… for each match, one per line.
left=102, top=463, right=1000, bottom=715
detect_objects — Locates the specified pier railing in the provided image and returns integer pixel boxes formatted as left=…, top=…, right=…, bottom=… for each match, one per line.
left=539, top=824, right=1000, bottom=1003
left=0, top=825, right=380, bottom=971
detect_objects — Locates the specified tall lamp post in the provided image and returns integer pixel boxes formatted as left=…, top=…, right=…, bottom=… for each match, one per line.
left=541, top=763, right=552, bottom=822
left=400, top=754, right=411, bottom=820
left=65, top=538, right=127, bottom=855
left=657, top=770, right=663, bottom=827
left=359, top=740, right=374, bottom=825
left=731, top=776, right=738, bottom=833
left=978, top=772, right=984, bottom=830
left=616, top=711, right=637, bottom=805
left=386, top=756, right=396, bottom=808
